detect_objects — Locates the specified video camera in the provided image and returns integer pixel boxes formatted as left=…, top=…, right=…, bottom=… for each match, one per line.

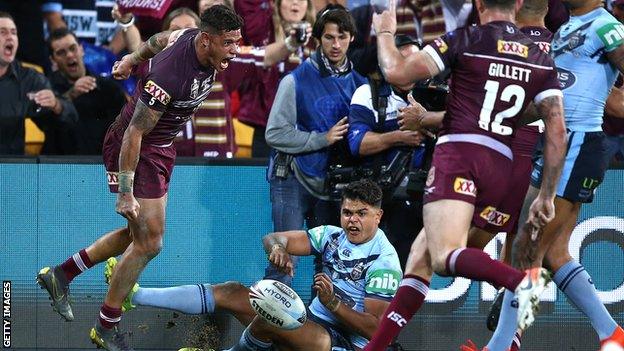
left=326, top=148, right=421, bottom=202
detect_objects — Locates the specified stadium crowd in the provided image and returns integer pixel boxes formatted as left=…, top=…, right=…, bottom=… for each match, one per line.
left=1, top=0, right=623, bottom=350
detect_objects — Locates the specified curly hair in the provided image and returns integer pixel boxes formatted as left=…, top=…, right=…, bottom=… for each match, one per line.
left=199, top=4, right=243, bottom=34
left=342, top=179, right=383, bottom=208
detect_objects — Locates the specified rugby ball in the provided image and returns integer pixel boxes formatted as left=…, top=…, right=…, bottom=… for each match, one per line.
left=249, top=279, right=307, bottom=330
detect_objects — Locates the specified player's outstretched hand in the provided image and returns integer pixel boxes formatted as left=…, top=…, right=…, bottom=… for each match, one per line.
left=268, top=244, right=294, bottom=277
left=372, top=0, right=397, bottom=36
left=313, top=273, right=335, bottom=305
left=526, top=195, right=555, bottom=240
left=116, top=192, right=140, bottom=221
left=112, top=54, right=135, bottom=80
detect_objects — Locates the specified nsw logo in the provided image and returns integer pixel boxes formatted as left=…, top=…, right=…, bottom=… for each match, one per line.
left=557, top=68, right=576, bottom=90
left=366, top=269, right=400, bottom=295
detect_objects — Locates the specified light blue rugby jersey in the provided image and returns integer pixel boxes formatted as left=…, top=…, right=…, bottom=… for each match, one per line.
left=307, top=225, right=402, bottom=348
left=552, top=8, right=623, bottom=132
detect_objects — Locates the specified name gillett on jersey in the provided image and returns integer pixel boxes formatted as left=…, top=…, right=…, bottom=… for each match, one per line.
left=488, top=63, right=532, bottom=83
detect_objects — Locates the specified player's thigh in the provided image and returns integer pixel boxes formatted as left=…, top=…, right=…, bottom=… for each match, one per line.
left=404, top=228, right=433, bottom=279
left=252, top=317, right=332, bottom=351
left=423, top=199, right=473, bottom=262
left=129, top=194, right=168, bottom=243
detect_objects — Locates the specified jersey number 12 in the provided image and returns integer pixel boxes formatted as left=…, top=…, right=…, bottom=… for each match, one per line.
left=479, top=80, right=526, bottom=135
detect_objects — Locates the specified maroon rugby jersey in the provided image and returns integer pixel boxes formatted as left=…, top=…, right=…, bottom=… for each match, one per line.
left=423, top=21, right=561, bottom=151
left=112, top=28, right=217, bottom=146
left=512, top=26, right=554, bottom=157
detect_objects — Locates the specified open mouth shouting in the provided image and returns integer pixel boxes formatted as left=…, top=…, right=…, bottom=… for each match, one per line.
left=220, top=56, right=235, bottom=70
left=346, top=225, right=360, bottom=236
left=2, top=43, right=15, bottom=60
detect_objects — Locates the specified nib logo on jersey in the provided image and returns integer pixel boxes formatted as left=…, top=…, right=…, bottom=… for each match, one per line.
left=366, top=270, right=401, bottom=295
left=480, top=206, right=511, bottom=227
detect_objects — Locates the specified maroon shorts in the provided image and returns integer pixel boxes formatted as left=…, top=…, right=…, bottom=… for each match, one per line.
left=424, top=142, right=512, bottom=230
left=482, top=154, right=533, bottom=234
left=102, top=130, right=176, bottom=199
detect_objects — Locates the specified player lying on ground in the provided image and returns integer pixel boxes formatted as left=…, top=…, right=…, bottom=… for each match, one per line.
left=106, top=180, right=402, bottom=351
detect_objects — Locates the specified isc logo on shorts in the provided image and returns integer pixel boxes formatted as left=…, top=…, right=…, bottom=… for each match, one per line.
left=479, top=206, right=511, bottom=227
left=107, top=171, right=119, bottom=185
left=453, top=177, right=477, bottom=197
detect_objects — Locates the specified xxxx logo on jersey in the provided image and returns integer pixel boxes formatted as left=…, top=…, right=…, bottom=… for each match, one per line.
left=479, top=206, right=511, bottom=227
left=497, top=40, right=528, bottom=58
left=453, top=177, right=477, bottom=197
left=144, top=80, right=171, bottom=106
left=434, top=38, right=448, bottom=54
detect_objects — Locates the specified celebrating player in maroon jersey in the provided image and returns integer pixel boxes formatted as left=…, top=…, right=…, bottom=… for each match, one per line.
left=36, top=5, right=243, bottom=350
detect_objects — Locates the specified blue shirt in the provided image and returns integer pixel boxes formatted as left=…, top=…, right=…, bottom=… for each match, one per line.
left=348, top=83, right=425, bottom=168
left=552, top=8, right=623, bottom=132
left=307, top=225, right=402, bottom=348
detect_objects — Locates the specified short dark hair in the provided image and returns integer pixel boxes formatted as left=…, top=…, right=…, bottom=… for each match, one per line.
left=47, top=27, right=79, bottom=55
left=162, top=7, right=200, bottom=31
left=482, top=0, right=516, bottom=11
left=0, top=11, right=14, bottom=21
left=518, top=0, right=548, bottom=18
left=312, top=4, right=357, bottom=39
left=342, top=179, right=383, bottom=208
left=199, top=4, right=243, bottom=34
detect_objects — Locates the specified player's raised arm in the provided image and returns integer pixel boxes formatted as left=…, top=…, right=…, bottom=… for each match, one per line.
left=372, top=0, right=439, bottom=87
left=116, top=100, right=164, bottom=220
left=526, top=94, right=567, bottom=229
left=112, top=29, right=187, bottom=79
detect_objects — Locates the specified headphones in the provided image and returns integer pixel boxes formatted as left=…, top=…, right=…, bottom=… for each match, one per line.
left=312, top=4, right=349, bottom=39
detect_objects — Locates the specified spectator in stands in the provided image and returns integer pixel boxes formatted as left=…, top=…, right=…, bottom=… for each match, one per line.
left=347, top=34, right=427, bottom=268
left=265, top=5, right=367, bottom=285
left=233, top=0, right=317, bottom=157
left=47, top=28, right=126, bottom=155
left=198, top=0, right=234, bottom=14
left=0, top=12, right=77, bottom=155
left=0, top=1, right=60, bottom=72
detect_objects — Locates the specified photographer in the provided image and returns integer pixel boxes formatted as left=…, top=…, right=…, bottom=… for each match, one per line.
left=265, top=5, right=367, bottom=286
left=343, top=35, right=442, bottom=267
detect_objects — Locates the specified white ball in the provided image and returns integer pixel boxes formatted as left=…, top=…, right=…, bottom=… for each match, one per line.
left=249, top=279, right=307, bottom=330
left=601, top=342, right=624, bottom=351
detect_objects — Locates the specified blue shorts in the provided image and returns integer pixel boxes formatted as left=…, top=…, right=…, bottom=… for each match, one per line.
left=531, top=131, right=608, bottom=203
left=308, top=313, right=355, bottom=351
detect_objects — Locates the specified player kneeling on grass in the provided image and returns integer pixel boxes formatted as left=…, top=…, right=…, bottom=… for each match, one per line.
left=105, top=179, right=402, bottom=350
